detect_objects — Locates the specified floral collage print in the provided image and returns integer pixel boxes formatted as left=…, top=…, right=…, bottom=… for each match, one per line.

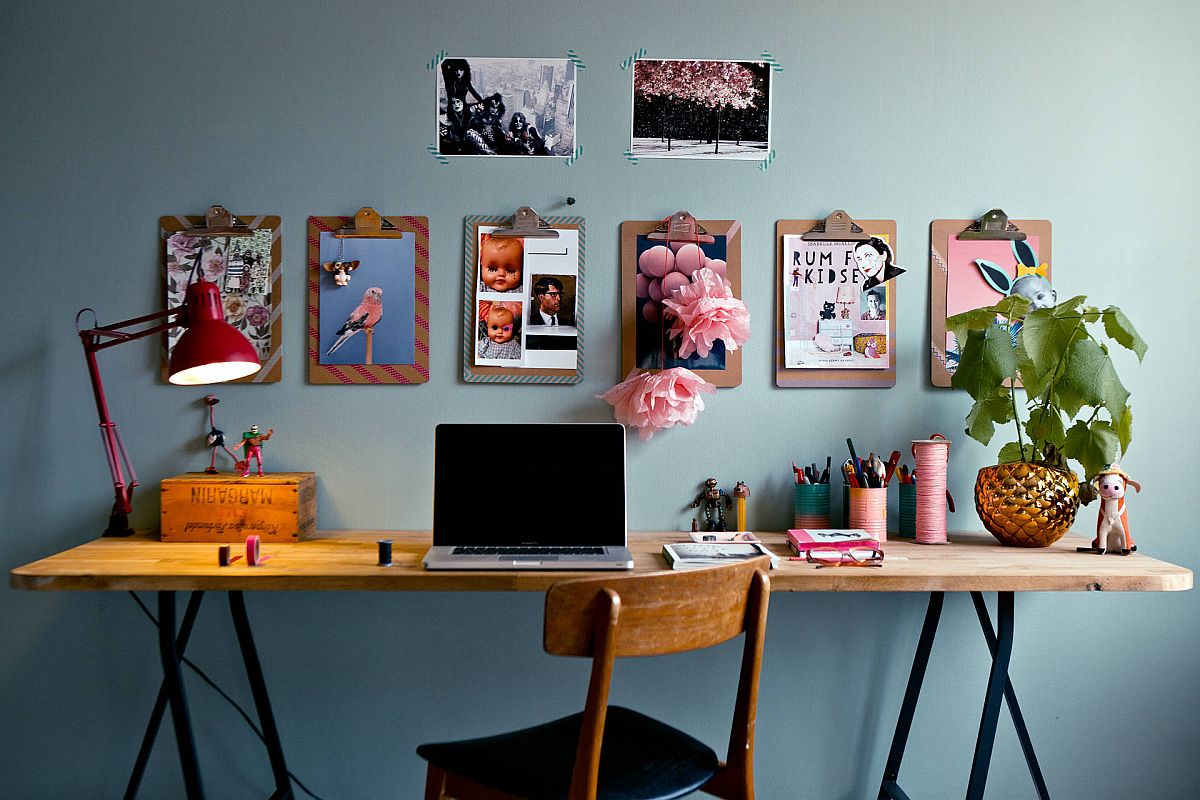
left=165, top=230, right=273, bottom=360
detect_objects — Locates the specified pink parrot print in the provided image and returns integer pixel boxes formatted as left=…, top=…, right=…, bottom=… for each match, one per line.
left=326, top=287, right=383, bottom=355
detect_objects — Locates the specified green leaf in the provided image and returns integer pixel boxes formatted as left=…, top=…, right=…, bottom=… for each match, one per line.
left=1115, top=406, right=1133, bottom=455
left=1016, top=306, right=1080, bottom=385
left=964, top=388, right=1015, bottom=446
left=993, top=294, right=1031, bottom=321
left=1102, top=306, right=1148, bottom=362
left=1062, top=338, right=1129, bottom=412
left=1054, top=295, right=1088, bottom=313
left=946, top=306, right=1004, bottom=354
left=1051, top=380, right=1087, bottom=419
left=1026, top=405, right=1066, bottom=448
left=998, top=441, right=1034, bottom=463
left=1062, top=420, right=1120, bottom=479
left=951, top=325, right=1017, bottom=401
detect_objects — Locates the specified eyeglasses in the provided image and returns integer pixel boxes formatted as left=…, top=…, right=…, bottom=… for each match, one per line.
left=541, top=291, right=562, bottom=298
left=805, top=547, right=884, bottom=568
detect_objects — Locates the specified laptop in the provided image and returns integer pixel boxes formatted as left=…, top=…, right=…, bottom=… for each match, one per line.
left=423, top=423, right=635, bottom=570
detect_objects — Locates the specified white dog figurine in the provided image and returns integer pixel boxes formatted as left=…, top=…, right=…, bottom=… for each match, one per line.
left=1079, top=463, right=1142, bottom=556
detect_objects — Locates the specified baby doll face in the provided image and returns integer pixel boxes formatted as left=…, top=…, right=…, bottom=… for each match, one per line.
left=480, top=237, right=522, bottom=292
left=1010, top=275, right=1056, bottom=311
left=486, top=309, right=515, bottom=343
left=1097, top=474, right=1126, bottom=500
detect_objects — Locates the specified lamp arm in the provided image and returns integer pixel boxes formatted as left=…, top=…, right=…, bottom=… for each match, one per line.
left=77, top=306, right=186, bottom=536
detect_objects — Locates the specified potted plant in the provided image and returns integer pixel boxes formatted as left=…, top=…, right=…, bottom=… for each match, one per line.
left=947, top=295, right=1146, bottom=546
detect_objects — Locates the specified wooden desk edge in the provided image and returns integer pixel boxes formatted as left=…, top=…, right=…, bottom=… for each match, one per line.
left=9, top=531, right=1192, bottom=594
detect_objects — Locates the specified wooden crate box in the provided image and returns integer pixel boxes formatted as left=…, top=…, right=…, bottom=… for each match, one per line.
left=160, top=472, right=317, bottom=543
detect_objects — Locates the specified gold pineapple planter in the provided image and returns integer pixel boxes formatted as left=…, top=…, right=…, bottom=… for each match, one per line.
left=975, top=462, right=1080, bottom=547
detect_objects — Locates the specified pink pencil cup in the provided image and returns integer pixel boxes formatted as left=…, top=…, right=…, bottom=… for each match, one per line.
left=848, top=487, right=888, bottom=542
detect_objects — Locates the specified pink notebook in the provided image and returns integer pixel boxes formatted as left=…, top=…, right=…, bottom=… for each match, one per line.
left=787, top=528, right=880, bottom=554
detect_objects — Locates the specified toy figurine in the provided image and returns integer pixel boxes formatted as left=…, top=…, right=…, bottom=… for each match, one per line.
left=1077, top=463, right=1142, bottom=556
left=691, top=478, right=732, bottom=532
left=733, top=481, right=750, bottom=531
left=201, top=395, right=238, bottom=474
left=233, top=425, right=275, bottom=477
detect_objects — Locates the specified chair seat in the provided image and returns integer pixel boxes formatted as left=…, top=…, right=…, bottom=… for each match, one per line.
left=417, top=705, right=719, bottom=800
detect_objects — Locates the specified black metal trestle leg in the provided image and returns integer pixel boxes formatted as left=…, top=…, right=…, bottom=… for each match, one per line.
left=966, top=592, right=1014, bottom=800
left=879, top=592, right=1049, bottom=800
left=971, top=592, right=1050, bottom=800
left=878, top=591, right=944, bottom=800
left=157, top=591, right=205, bottom=800
left=229, top=591, right=293, bottom=800
left=125, top=591, right=205, bottom=800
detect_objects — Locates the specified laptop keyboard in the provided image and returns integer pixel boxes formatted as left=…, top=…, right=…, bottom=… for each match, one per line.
left=452, top=546, right=606, bottom=556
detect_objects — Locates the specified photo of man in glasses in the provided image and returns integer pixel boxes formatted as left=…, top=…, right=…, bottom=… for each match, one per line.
left=529, top=276, right=575, bottom=327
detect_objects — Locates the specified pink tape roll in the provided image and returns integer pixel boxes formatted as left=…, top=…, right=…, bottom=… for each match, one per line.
left=848, top=487, right=888, bottom=541
left=912, top=435, right=951, bottom=544
left=246, top=535, right=261, bottom=566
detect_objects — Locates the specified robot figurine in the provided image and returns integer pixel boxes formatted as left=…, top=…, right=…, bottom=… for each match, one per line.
left=233, top=425, right=275, bottom=477
left=691, top=478, right=733, bottom=532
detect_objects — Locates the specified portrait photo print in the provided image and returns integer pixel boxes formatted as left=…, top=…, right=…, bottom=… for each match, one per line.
left=631, top=59, right=771, bottom=160
left=437, top=56, right=577, bottom=157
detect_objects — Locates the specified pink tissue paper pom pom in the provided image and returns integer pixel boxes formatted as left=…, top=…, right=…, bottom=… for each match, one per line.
left=597, top=367, right=716, bottom=441
left=661, top=267, right=751, bottom=359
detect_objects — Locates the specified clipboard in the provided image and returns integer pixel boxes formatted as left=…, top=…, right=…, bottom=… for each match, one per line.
left=620, top=214, right=742, bottom=388
left=160, top=206, right=282, bottom=383
left=463, top=209, right=585, bottom=384
left=307, top=209, right=430, bottom=384
left=930, top=211, right=1052, bottom=387
left=775, top=214, right=897, bottom=388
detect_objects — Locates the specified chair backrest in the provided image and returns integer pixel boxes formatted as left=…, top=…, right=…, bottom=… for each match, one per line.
left=543, top=559, right=771, bottom=800
left=544, top=558, right=770, bottom=657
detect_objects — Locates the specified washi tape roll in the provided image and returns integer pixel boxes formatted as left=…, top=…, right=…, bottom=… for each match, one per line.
left=246, top=535, right=261, bottom=566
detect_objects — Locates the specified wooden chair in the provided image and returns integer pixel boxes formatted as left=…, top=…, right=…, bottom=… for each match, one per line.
left=417, top=558, right=771, bottom=800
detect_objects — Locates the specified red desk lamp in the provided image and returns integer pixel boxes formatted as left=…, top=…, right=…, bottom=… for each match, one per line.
left=77, top=209, right=261, bottom=536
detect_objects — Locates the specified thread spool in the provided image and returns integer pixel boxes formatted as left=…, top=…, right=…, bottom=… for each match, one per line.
left=378, top=539, right=393, bottom=567
left=848, top=487, right=888, bottom=541
left=793, top=483, right=831, bottom=529
left=912, top=435, right=951, bottom=544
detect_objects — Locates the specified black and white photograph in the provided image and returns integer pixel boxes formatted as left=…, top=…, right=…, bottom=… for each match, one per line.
left=437, top=56, right=577, bottom=157
left=631, top=59, right=771, bottom=160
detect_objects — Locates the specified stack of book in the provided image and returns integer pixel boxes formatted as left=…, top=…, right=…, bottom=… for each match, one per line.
left=786, top=528, right=880, bottom=557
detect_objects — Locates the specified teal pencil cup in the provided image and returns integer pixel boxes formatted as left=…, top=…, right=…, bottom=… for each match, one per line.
left=898, top=483, right=917, bottom=538
left=793, top=483, right=831, bottom=529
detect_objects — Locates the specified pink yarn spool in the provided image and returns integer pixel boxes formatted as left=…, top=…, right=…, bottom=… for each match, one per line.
left=912, top=435, right=951, bottom=544
left=848, top=487, right=888, bottom=542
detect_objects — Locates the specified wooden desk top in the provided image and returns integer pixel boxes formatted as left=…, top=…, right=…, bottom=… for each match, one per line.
left=9, top=531, right=1191, bottom=593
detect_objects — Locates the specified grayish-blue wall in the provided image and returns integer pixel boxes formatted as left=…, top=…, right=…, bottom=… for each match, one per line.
left=2, top=1, right=1197, bottom=797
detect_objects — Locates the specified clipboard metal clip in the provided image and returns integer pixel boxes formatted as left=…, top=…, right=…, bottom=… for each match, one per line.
left=185, top=205, right=254, bottom=238
left=334, top=207, right=405, bottom=239
left=800, top=210, right=870, bottom=242
left=490, top=206, right=560, bottom=239
left=957, top=209, right=1026, bottom=241
left=645, top=211, right=715, bottom=243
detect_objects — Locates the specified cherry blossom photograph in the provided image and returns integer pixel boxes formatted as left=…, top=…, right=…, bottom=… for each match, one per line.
left=630, top=59, right=771, bottom=160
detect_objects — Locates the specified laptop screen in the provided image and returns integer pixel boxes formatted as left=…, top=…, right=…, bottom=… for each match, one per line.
left=433, top=423, right=627, bottom=546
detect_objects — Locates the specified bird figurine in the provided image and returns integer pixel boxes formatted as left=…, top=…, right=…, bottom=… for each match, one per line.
left=326, top=287, right=383, bottom=355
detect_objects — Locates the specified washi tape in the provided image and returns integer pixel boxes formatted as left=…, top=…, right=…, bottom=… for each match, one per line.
left=245, top=535, right=271, bottom=566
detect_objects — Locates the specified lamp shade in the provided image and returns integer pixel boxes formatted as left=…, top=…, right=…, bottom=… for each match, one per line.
left=168, top=279, right=260, bottom=385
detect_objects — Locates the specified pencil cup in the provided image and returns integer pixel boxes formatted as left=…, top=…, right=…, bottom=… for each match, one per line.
left=898, top=483, right=917, bottom=538
left=848, top=487, right=888, bottom=542
left=793, top=484, right=831, bottom=529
